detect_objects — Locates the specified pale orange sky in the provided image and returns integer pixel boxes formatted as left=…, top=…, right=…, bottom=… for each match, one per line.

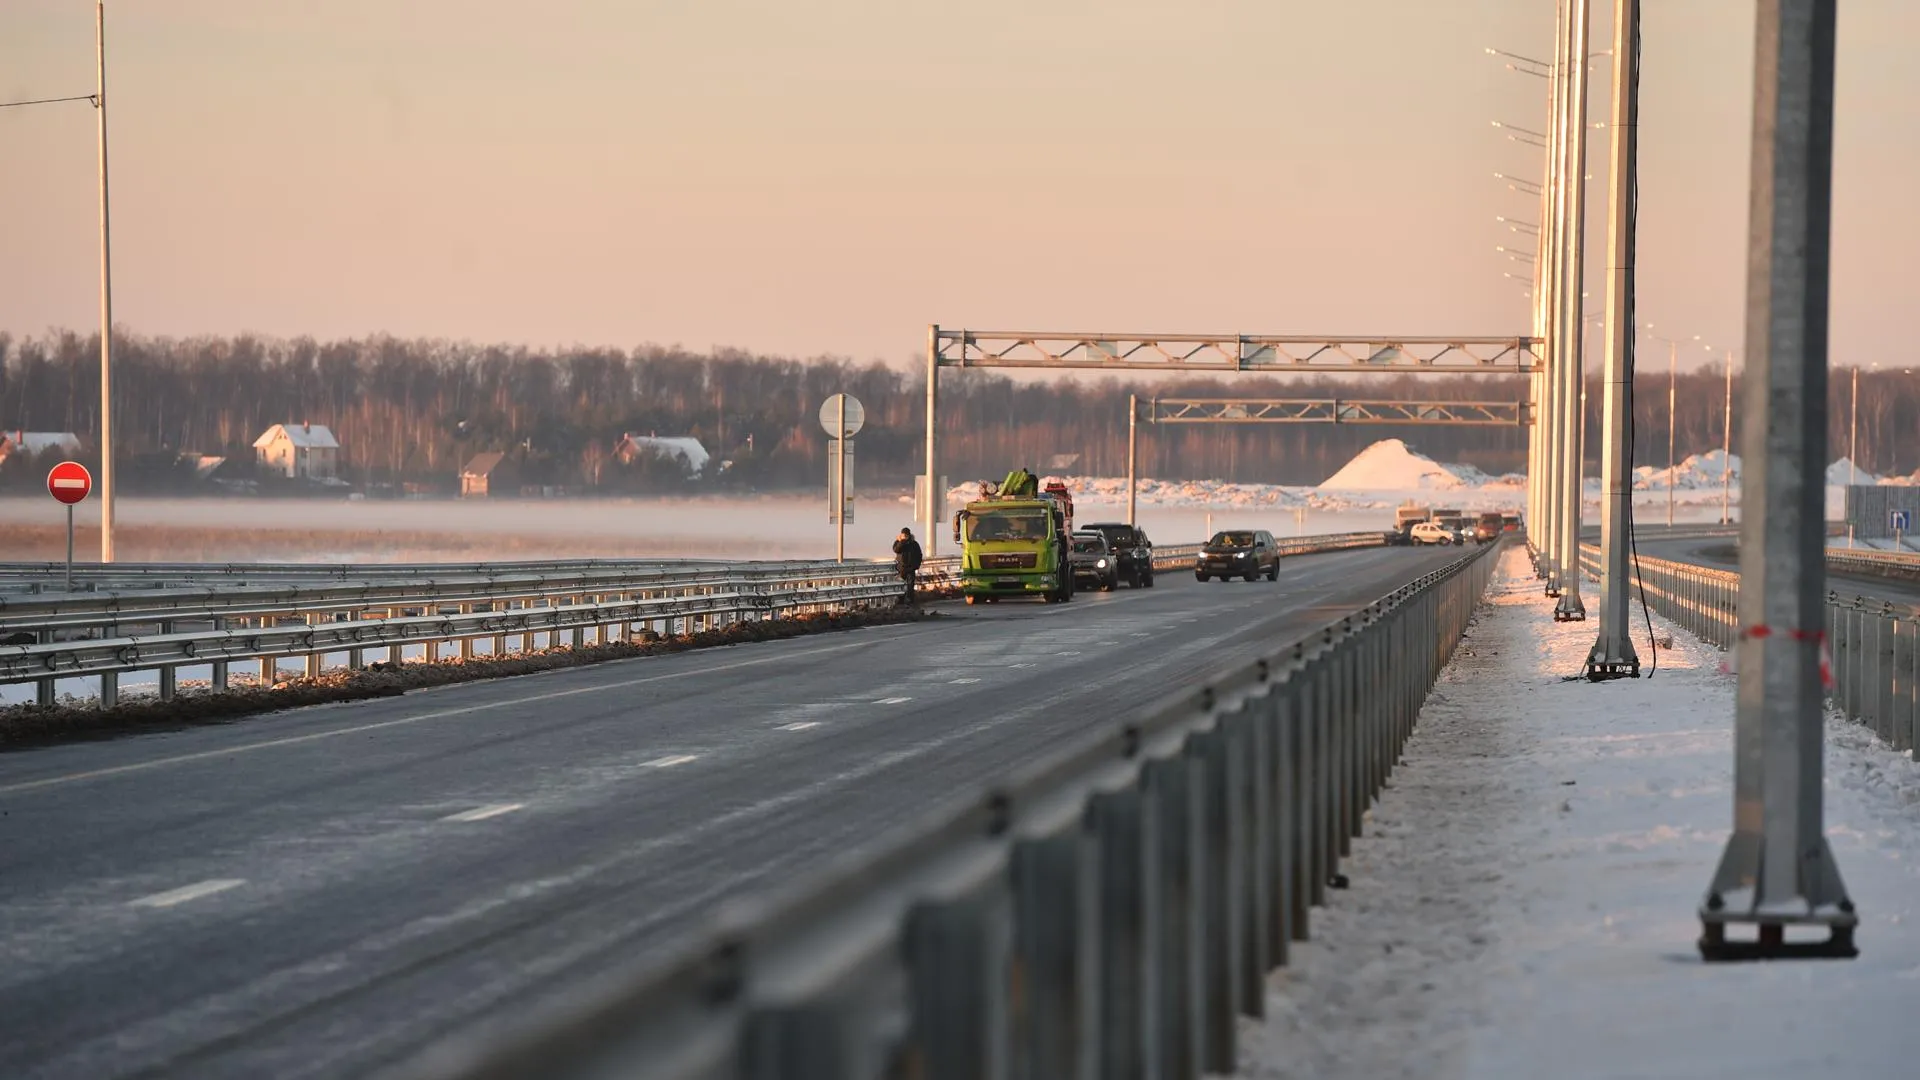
left=2, top=1, right=1915, bottom=372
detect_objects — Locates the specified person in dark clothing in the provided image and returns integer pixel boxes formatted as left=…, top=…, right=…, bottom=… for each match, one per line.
left=893, top=527, right=924, bottom=603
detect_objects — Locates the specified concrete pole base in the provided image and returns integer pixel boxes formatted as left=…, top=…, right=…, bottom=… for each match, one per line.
left=1552, top=594, right=1587, bottom=621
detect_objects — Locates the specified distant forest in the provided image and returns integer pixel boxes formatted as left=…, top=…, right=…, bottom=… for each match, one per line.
left=2, top=329, right=1916, bottom=494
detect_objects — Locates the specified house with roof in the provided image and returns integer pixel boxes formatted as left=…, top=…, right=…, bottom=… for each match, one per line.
left=0, top=431, right=84, bottom=467
left=459, top=451, right=513, bottom=497
left=253, top=422, right=340, bottom=480
left=611, top=434, right=710, bottom=477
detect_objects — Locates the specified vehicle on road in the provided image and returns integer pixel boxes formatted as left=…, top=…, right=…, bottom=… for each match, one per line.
left=1068, top=531, right=1121, bottom=591
left=1501, top=512, right=1522, bottom=533
left=1409, top=521, right=1456, bottom=546
left=1474, top=512, right=1504, bottom=544
left=1078, top=521, right=1155, bottom=587
left=1196, top=529, right=1280, bottom=582
left=952, top=469, right=1075, bottom=604
left=1390, top=501, right=1432, bottom=546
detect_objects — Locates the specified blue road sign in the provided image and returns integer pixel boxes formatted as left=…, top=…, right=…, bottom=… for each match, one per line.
left=1893, top=509, right=1912, bottom=532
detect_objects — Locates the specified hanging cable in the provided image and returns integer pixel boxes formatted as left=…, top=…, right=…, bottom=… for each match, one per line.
left=1621, top=0, right=1656, bottom=677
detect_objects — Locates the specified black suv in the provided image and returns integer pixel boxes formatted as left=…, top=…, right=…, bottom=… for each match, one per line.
left=1078, top=522, right=1155, bottom=587
left=1196, top=529, right=1279, bottom=582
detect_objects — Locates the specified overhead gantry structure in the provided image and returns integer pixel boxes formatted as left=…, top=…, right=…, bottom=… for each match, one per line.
left=918, top=326, right=1544, bottom=553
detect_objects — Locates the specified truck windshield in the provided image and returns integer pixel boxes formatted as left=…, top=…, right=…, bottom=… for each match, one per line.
left=1208, top=531, right=1255, bottom=548
left=968, top=508, right=1048, bottom=542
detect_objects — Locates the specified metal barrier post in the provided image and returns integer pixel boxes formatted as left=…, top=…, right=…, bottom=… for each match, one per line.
left=1009, top=823, right=1099, bottom=1080
left=158, top=620, right=176, bottom=701
left=1144, top=753, right=1203, bottom=1080
left=903, top=884, right=1014, bottom=1080
left=1188, top=722, right=1244, bottom=1070
left=1090, top=786, right=1158, bottom=1078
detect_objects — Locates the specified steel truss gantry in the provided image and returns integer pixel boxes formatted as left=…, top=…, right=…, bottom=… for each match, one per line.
left=930, top=328, right=1541, bottom=374
left=919, top=326, right=1544, bottom=555
left=1146, top=398, right=1530, bottom=426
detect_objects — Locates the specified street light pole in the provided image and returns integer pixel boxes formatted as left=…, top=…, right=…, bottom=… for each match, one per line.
left=1699, top=0, right=1854, bottom=961
left=1553, top=0, right=1592, bottom=623
left=1127, top=394, right=1139, bottom=527
left=1847, top=365, right=1857, bottom=547
left=1667, top=340, right=1677, bottom=526
left=1585, top=0, right=1641, bottom=678
left=1721, top=348, right=1734, bottom=524
left=95, top=1, right=116, bottom=564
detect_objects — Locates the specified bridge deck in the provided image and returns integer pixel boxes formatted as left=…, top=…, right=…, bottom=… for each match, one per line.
left=0, top=544, right=1462, bottom=1079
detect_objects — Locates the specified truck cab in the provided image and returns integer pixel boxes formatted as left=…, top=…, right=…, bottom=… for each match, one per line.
left=953, top=489, right=1075, bottom=604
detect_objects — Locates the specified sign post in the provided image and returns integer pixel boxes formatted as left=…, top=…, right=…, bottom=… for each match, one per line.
left=820, top=394, right=866, bottom=563
left=47, top=461, right=95, bottom=592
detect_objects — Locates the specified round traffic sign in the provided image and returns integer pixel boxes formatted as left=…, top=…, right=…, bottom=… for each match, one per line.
left=818, top=393, right=866, bottom=438
left=47, top=461, right=93, bottom=505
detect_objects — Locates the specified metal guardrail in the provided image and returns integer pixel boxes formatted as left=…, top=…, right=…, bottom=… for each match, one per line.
left=2, top=564, right=911, bottom=708
left=1577, top=544, right=1918, bottom=760
left=387, top=540, right=1502, bottom=1080
left=0, top=533, right=1382, bottom=710
left=1826, top=547, right=1920, bottom=582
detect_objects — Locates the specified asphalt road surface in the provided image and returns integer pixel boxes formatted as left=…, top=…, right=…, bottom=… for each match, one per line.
left=0, top=544, right=1466, bottom=1080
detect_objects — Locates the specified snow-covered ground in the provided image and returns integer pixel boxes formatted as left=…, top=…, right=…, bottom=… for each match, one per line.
left=1237, top=547, right=1920, bottom=1079
left=949, top=439, right=1905, bottom=521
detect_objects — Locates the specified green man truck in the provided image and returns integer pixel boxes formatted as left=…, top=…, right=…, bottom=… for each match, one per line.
left=952, top=468, right=1075, bottom=604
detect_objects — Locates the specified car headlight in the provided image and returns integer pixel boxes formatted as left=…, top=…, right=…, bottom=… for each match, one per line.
left=1096, top=558, right=1109, bottom=568
left=1235, top=551, right=1249, bottom=559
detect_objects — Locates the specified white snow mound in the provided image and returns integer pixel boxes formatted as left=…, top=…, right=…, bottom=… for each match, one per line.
left=1321, top=439, right=1483, bottom=491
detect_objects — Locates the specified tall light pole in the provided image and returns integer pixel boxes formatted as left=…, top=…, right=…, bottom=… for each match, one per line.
left=1550, top=0, right=1592, bottom=624
left=1847, top=364, right=1857, bottom=547
left=95, top=1, right=116, bottom=563
left=1699, top=0, right=1854, bottom=962
left=1720, top=348, right=1735, bottom=524
left=1646, top=326, right=1702, bottom=526
left=0, top=7, right=115, bottom=561
left=1585, top=0, right=1641, bottom=678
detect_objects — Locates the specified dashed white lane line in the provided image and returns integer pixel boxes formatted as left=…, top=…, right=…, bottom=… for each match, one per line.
left=777, top=722, right=821, bottom=731
left=875, top=697, right=912, bottom=705
left=642, top=754, right=699, bottom=768
left=130, top=879, right=245, bottom=909
left=443, top=803, right=524, bottom=823
left=0, top=639, right=876, bottom=797
left=950, top=678, right=981, bottom=685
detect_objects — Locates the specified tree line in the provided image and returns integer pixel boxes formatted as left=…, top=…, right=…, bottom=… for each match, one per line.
left=1, top=329, right=1915, bottom=494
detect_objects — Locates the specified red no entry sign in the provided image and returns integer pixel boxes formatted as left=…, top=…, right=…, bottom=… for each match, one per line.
left=47, top=461, right=93, bottom=505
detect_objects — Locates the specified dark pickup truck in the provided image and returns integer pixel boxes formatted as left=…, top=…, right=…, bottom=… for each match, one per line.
left=1077, top=521, right=1156, bottom=588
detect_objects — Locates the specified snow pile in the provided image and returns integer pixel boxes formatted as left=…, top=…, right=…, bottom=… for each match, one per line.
left=1631, top=448, right=1741, bottom=491
left=1319, top=438, right=1518, bottom=491
left=942, top=477, right=1388, bottom=512
left=1828, top=456, right=1882, bottom=486
left=1236, top=548, right=1920, bottom=1079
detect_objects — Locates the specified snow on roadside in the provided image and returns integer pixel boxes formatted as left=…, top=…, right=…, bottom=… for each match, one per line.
left=1236, top=546, right=1920, bottom=1080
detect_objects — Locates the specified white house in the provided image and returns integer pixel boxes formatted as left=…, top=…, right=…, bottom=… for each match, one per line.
left=612, top=434, right=710, bottom=477
left=253, top=422, right=340, bottom=480
left=0, top=431, right=84, bottom=466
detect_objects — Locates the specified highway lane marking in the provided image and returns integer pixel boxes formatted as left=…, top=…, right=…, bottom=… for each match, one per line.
left=643, top=754, right=699, bottom=768
left=130, top=878, right=245, bottom=908
left=777, top=721, right=821, bottom=731
left=950, top=678, right=981, bottom=685
left=443, top=803, right=524, bottom=822
left=875, top=697, right=912, bottom=705
left=0, top=639, right=878, bottom=797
